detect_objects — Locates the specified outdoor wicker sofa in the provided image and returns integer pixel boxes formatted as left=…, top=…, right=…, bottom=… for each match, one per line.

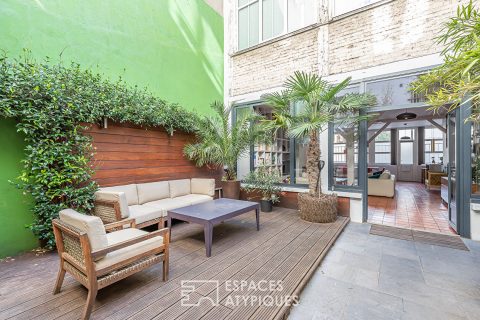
left=93, top=178, right=215, bottom=229
left=52, top=209, right=169, bottom=320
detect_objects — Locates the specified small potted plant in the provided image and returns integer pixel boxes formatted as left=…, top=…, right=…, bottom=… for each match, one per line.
left=242, top=166, right=282, bottom=212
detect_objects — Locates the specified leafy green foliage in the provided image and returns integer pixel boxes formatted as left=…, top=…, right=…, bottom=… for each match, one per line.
left=184, top=101, right=268, bottom=181
left=0, top=54, right=199, bottom=247
left=264, top=71, right=375, bottom=195
left=264, top=71, right=375, bottom=139
left=242, top=166, right=282, bottom=203
left=411, top=1, right=480, bottom=120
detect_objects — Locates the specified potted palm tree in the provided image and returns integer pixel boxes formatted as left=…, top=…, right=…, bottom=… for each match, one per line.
left=184, top=101, right=267, bottom=199
left=242, top=166, right=282, bottom=212
left=264, top=71, right=375, bottom=222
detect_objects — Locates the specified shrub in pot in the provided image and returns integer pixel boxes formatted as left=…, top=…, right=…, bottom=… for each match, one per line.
left=184, top=102, right=267, bottom=199
left=242, top=166, right=281, bottom=212
left=264, top=72, right=375, bottom=222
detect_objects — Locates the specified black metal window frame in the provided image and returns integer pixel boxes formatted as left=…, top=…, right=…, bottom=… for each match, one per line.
left=233, top=101, right=309, bottom=189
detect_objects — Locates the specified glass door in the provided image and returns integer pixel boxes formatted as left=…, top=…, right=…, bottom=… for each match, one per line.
left=447, top=111, right=457, bottom=230
left=398, top=129, right=415, bottom=181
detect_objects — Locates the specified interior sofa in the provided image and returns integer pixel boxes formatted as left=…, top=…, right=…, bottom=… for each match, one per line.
left=93, top=178, right=215, bottom=228
left=368, top=172, right=396, bottom=198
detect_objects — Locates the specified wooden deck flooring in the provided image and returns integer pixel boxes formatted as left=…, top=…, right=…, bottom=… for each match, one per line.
left=0, top=208, right=348, bottom=320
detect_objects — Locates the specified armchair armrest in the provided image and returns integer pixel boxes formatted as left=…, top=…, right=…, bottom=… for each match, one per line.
left=104, top=218, right=136, bottom=232
left=91, top=228, right=169, bottom=260
left=93, top=198, right=123, bottom=224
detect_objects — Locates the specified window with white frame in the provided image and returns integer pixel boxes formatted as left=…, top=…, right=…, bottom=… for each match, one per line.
left=424, top=128, right=444, bottom=164
left=374, top=130, right=391, bottom=164
left=332, top=0, right=384, bottom=17
left=238, top=0, right=317, bottom=50
left=333, top=134, right=346, bottom=163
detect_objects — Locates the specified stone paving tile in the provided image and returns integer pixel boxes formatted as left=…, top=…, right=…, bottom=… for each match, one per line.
left=345, top=285, right=404, bottom=320
left=401, top=300, right=468, bottom=320
left=380, top=254, right=425, bottom=283
left=289, top=222, right=480, bottom=320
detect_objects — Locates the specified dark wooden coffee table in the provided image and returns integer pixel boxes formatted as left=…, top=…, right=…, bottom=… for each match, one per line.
left=167, top=198, right=260, bottom=257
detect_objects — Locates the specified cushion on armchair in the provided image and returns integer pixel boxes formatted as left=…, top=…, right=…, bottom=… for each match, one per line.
left=95, top=228, right=164, bottom=271
left=137, top=181, right=170, bottom=204
left=174, top=194, right=213, bottom=205
left=94, top=191, right=130, bottom=218
left=128, top=205, right=165, bottom=225
left=169, top=179, right=191, bottom=198
left=379, top=171, right=391, bottom=179
left=191, top=178, right=215, bottom=197
left=59, top=209, right=108, bottom=260
left=100, top=184, right=139, bottom=206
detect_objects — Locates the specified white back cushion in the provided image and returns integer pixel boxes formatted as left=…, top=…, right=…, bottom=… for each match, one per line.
left=94, top=191, right=130, bottom=218
left=379, top=170, right=391, bottom=180
left=100, top=184, right=138, bottom=206
left=136, top=181, right=170, bottom=204
left=191, top=178, right=215, bottom=197
left=169, top=179, right=191, bottom=198
left=59, top=209, right=108, bottom=258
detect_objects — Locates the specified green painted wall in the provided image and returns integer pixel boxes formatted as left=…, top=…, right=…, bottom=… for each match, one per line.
left=0, top=119, right=38, bottom=257
left=0, top=0, right=223, bottom=113
left=0, top=0, right=223, bottom=257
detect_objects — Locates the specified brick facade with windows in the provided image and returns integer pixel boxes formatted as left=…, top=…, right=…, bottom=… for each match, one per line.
left=226, top=0, right=469, bottom=99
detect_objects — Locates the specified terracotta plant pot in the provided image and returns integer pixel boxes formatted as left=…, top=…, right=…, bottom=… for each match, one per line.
left=297, top=193, right=337, bottom=223
left=260, top=199, right=273, bottom=212
left=222, top=180, right=241, bottom=199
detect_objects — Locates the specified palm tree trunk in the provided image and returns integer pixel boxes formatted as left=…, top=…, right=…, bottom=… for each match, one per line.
left=307, top=130, right=321, bottom=197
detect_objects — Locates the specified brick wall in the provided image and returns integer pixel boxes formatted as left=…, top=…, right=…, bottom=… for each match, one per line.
left=327, top=0, right=467, bottom=75
left=226, top=0, right=470, bottom=98
left=230, top=28, right=319, bottom=96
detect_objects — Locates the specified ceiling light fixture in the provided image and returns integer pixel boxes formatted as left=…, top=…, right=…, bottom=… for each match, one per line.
left=396, top=108, right=417, bottom=120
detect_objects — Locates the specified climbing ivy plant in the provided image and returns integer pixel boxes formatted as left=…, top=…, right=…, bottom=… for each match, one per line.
left=0, top=54, right=199, bottom=248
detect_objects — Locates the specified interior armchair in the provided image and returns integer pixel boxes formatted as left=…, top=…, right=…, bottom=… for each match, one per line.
left=52, top=209, right=169, bottom=320
left=425, top=164, right=447, bottom=190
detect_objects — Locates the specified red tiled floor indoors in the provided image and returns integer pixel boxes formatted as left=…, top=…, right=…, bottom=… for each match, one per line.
left=368, top=181, right=456, bottom=235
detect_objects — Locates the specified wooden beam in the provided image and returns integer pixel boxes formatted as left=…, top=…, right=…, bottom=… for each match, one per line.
left=427, top=119, right=447, bottom=133
left=368, top=121, right=391, bottom=144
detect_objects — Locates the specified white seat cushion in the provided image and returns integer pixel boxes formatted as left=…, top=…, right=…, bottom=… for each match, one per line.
left=95, top=228, right=163, bottom=270
left=169, top=179, right=191, bottom=198
left=59, top=209, right=107, bottom=260
left=174, top=194, right=213, bottom=205
left=94, top=191, right=130, bottom=218
left=191, top=178, right=215, bottom=197
left=128, top=205, right=164, bottom=225
left=143, top=198, right=190, bottom=214
left=100, top=184, right=139, bottom=206
left=136, top=181, right=170, bottom=204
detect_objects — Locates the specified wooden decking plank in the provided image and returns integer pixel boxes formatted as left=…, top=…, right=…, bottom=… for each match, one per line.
left=252, top=218, right=348, bottom=320
left=199, top=304, right=232, bottom=320
left=90, top=210, right=294, bottom=319
left=122, top=212, right=304, bottom=319
left=179, top=219, right=315, bottom=317
left=0, top=283, right=82, bottom=319
left=219, top=220, right=340, bottom=320
left=0, top=209, right=349, bottom=320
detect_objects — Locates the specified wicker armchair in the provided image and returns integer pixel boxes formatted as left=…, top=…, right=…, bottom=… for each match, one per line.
left=52, top=209, right=169, bottom=320
left=425, top=171, right=447, bottom=190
